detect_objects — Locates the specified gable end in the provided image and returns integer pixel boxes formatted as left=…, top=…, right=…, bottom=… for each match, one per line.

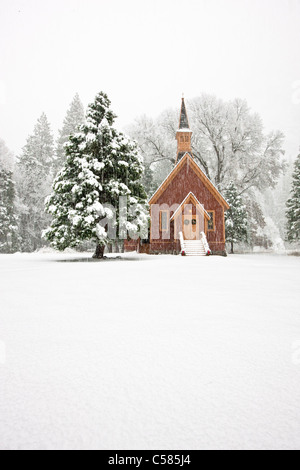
left=149, top=153, right=230, bottom=210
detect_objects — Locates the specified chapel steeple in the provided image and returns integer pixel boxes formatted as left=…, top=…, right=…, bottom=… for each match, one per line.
left=175, top=97, right=193, bottom=164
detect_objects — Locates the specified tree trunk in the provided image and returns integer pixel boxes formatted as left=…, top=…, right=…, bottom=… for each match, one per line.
left=93, top=243, right=105, bottom=259
left=231, top=241, right=234, bottom=254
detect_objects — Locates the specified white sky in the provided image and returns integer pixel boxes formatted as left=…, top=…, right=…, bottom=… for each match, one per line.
left=0, top=0, right=300, bottom=157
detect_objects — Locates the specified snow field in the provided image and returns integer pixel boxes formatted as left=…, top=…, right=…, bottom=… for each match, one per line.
left=0, top=252, right=299, bottom=450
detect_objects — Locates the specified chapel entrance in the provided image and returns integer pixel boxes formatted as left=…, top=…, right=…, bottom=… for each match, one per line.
left=182, top=215, right=200, bottom=240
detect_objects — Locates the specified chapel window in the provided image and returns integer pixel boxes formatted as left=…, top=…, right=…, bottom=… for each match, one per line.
left=207, top=211, right=215, bottom=231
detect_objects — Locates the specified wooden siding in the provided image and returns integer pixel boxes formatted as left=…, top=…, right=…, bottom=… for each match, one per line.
left=150, top=157, right=227, bottom=253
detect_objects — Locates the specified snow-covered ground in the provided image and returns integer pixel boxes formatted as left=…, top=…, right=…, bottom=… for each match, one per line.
left=0, top=252, right=300, bottom=450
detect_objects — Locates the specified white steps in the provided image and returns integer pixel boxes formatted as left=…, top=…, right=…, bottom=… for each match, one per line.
left=179, top=232, right=211, bottom=257
left=182, top=240, right=206, bottom=256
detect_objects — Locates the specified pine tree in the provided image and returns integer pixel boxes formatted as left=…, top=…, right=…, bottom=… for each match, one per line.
left=0, top=139, right=19, bottom=253
left=55, top=94, right=85, bottom=175
left=143, top=163, right=156, bottom=197
left=0, top=138, right=15, bottom=169
left=0, top=165, right=19, bottom=253
left=224, top=182, right=248, bottom=254
left=16, top=113, right=55, bottom=251
left=44, top=92, right=148, bottom=258
left=246, top=198, right=272, bottom=250
left=286, top=153, right=300, bottom=242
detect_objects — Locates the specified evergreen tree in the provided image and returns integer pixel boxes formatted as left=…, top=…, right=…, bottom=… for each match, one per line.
left=16, top=113, right=55, bottom=251
left=143, top=163, right=156, bottom=197
left=0, top=143, right=19, bottom=253
left=224, top=182, right=248, bottom=254
left=246, top=198, right=271, bottom=250
left=44, top=92, right=148, bottom=258
left=286, top=153, right=300, bottom=242
left=0, top=138, right=15, bottom=169
left=55, top=94, right=85, bottom=174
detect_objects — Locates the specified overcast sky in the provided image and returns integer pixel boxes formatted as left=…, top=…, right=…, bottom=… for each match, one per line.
left=0, top=0, right=300, bottom=158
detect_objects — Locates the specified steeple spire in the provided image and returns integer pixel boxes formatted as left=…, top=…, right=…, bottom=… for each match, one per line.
left=175, top=97, right=193, bottom=164
left=179, top=97, right=190, bottom=130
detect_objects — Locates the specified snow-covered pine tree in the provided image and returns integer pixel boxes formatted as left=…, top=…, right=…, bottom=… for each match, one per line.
left=0, top=168, right=19, bottom=253
left=0, top=140, right=19, bottom=253
left=224, top=182, right=248, bottom=254
left=16, top=113, right=55, bottom=251
left=286, top=153, right=300, bottom=242
left=0, top=138, right=14, bottom=169
left=246, top=198, right=271, bottom=250
left=143, top=163, right=156, bottom=197
left=44, top=92, right=148, bottom=258
left=55, top=94, right=85, bottom=175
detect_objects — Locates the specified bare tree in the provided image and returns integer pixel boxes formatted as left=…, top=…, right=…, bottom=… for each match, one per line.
left=127, top=94, right=286, bottom=194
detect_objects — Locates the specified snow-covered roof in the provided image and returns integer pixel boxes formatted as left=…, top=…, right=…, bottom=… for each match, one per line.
left=149, top=152, right=229, bottom=210
left=176, top=128, right=192, bottom=133
left=192, top=157, right=230, bottom=208
left=170, top=192, right=210, bottom=221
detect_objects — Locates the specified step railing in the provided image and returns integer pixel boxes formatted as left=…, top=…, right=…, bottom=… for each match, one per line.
left=201, top=232, right=211, bottom=255
left=179, top=232, right=185, bottom=255
left=179, top=231, right=212, bottom=256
